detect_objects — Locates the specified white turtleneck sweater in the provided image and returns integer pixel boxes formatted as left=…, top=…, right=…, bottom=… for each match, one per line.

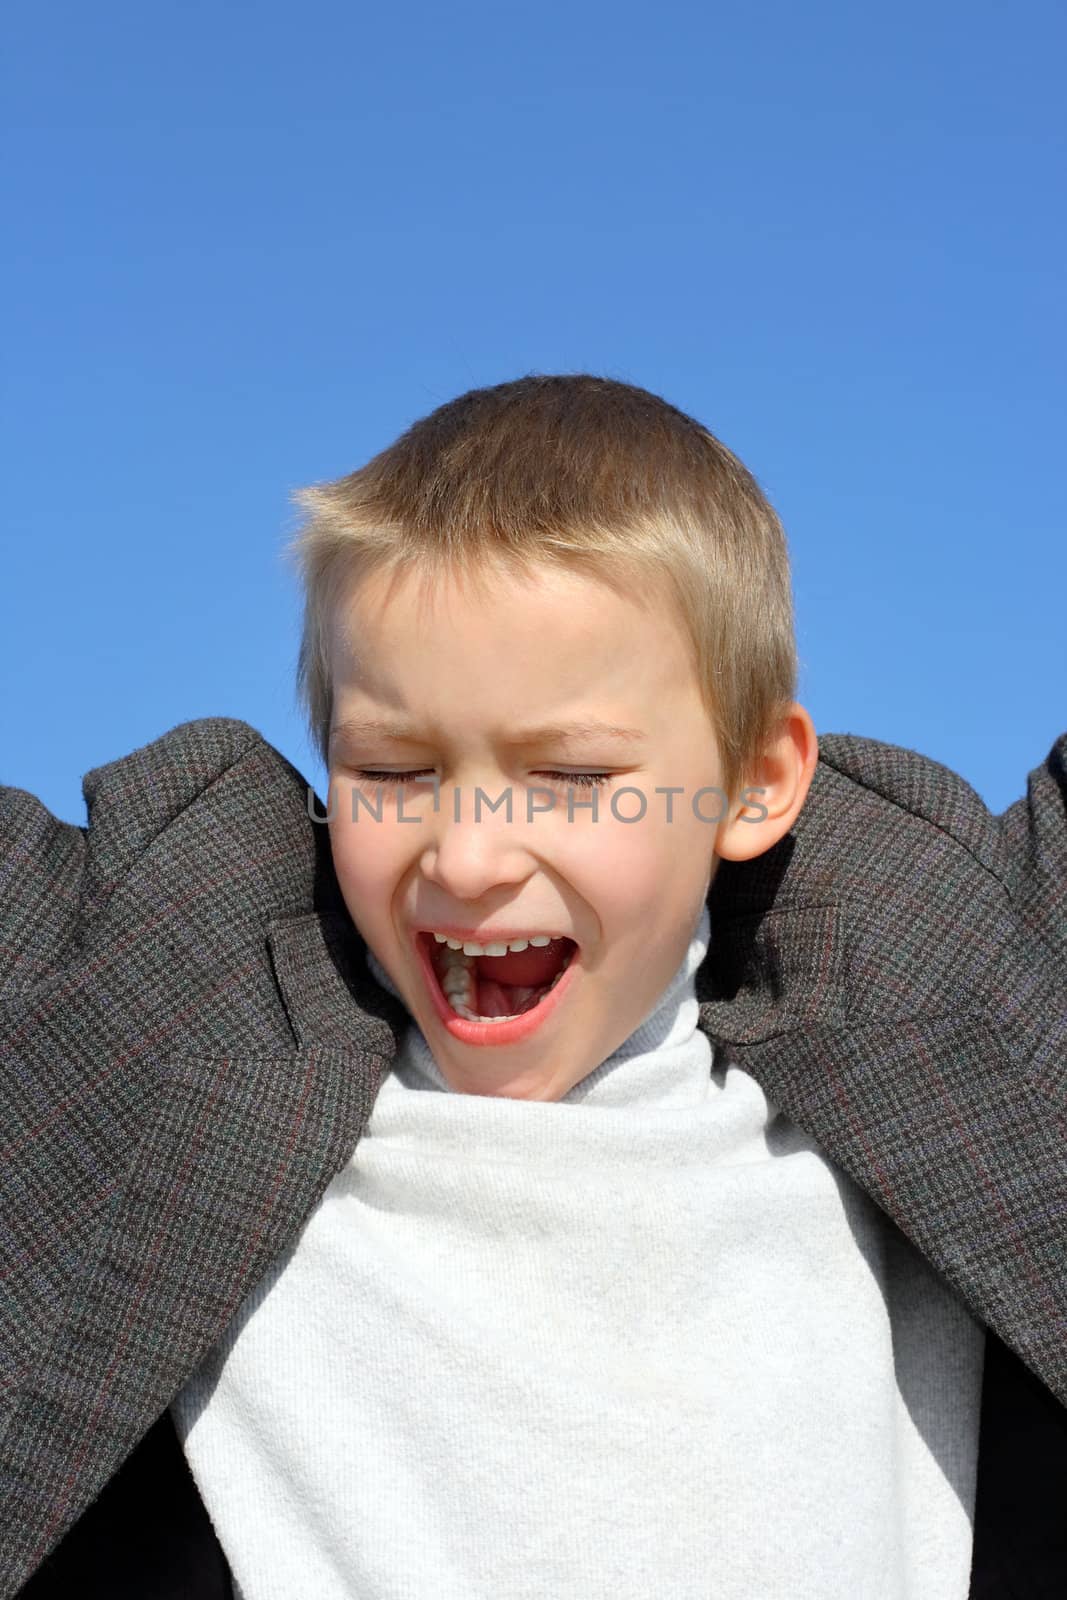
left=170, top=904, right=984, bottom=1599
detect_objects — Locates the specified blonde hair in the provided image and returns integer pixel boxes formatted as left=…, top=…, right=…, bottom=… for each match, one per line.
left=284, top=373, right=797, bottom=805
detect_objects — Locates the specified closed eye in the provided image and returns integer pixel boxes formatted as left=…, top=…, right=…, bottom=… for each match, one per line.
left=351, top=769, right=613, bottom=790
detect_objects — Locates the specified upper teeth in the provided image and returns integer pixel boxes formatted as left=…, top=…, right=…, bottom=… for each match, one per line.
left=431, top=933, right=560, bottom=956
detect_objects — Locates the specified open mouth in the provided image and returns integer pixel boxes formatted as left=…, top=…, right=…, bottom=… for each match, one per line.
left=414, top=930, right=579, bottom=1041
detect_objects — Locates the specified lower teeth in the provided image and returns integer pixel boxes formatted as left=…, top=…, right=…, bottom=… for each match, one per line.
left=437, top=959, right=570, bottom=1023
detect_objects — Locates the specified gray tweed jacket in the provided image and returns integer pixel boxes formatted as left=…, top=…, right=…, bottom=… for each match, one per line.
left=1, top=716, right=1065, bottom=1597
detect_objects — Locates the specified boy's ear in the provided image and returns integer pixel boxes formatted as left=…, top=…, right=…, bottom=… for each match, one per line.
left=714, top=704, right=819, bottom=863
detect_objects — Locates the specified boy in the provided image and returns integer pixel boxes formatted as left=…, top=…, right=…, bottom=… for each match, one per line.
left=2, top=375, right=1064, bottom=1597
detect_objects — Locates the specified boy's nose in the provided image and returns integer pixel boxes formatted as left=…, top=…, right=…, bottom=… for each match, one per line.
left=417, top=799, right=541, bottom=903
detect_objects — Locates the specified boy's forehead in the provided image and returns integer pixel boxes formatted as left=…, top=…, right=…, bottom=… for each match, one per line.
left=328, top=559, right=706, bottom=742
left=329, top=710, right=649, bottom=750
left=332, top=564, right=690, bottom=690
left=335, top=554, right=675, bottom=629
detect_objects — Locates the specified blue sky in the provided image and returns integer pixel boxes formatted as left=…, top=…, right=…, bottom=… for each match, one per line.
left=4, top=0, right=1064, bottom=821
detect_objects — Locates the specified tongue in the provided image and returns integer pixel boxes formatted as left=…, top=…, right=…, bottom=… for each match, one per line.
left=476, top=978, right=533, bottom=1019
left=473, top=938, right=572, bottom=987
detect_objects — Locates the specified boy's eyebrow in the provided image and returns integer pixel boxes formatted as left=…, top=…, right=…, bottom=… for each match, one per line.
left=329, top=716, right=647, bottom=749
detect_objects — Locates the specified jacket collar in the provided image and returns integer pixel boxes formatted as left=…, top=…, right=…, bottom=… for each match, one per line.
left=264, top=891, right=851, bottom=1057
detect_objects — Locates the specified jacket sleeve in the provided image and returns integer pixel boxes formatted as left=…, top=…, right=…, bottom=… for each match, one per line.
left=0, top=719, right=270, bottom=1392
left=0, top=718, right=266, bottom=996
left=997, top=732, right=1067, bottom=968
left=0, top=786, right=87, bottom=994
left=73, top=716, right=267, bottom=938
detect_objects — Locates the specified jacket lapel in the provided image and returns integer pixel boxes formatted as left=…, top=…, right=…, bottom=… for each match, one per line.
left=698, top=863, right=1067, bottom=1411
left=0, top=912, right=408, bottom=1593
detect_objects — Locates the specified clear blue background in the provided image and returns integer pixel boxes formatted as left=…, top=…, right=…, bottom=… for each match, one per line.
left=4, top=0, right=1064, bottom=822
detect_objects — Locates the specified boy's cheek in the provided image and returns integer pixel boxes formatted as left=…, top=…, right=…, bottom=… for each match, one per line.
left=325, top=828, right=397, bottom=927
left=324, top=810, right=703, bottom=914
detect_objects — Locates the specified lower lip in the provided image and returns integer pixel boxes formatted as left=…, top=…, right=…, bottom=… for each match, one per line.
left=413, top=933, right=580, bottom=1047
